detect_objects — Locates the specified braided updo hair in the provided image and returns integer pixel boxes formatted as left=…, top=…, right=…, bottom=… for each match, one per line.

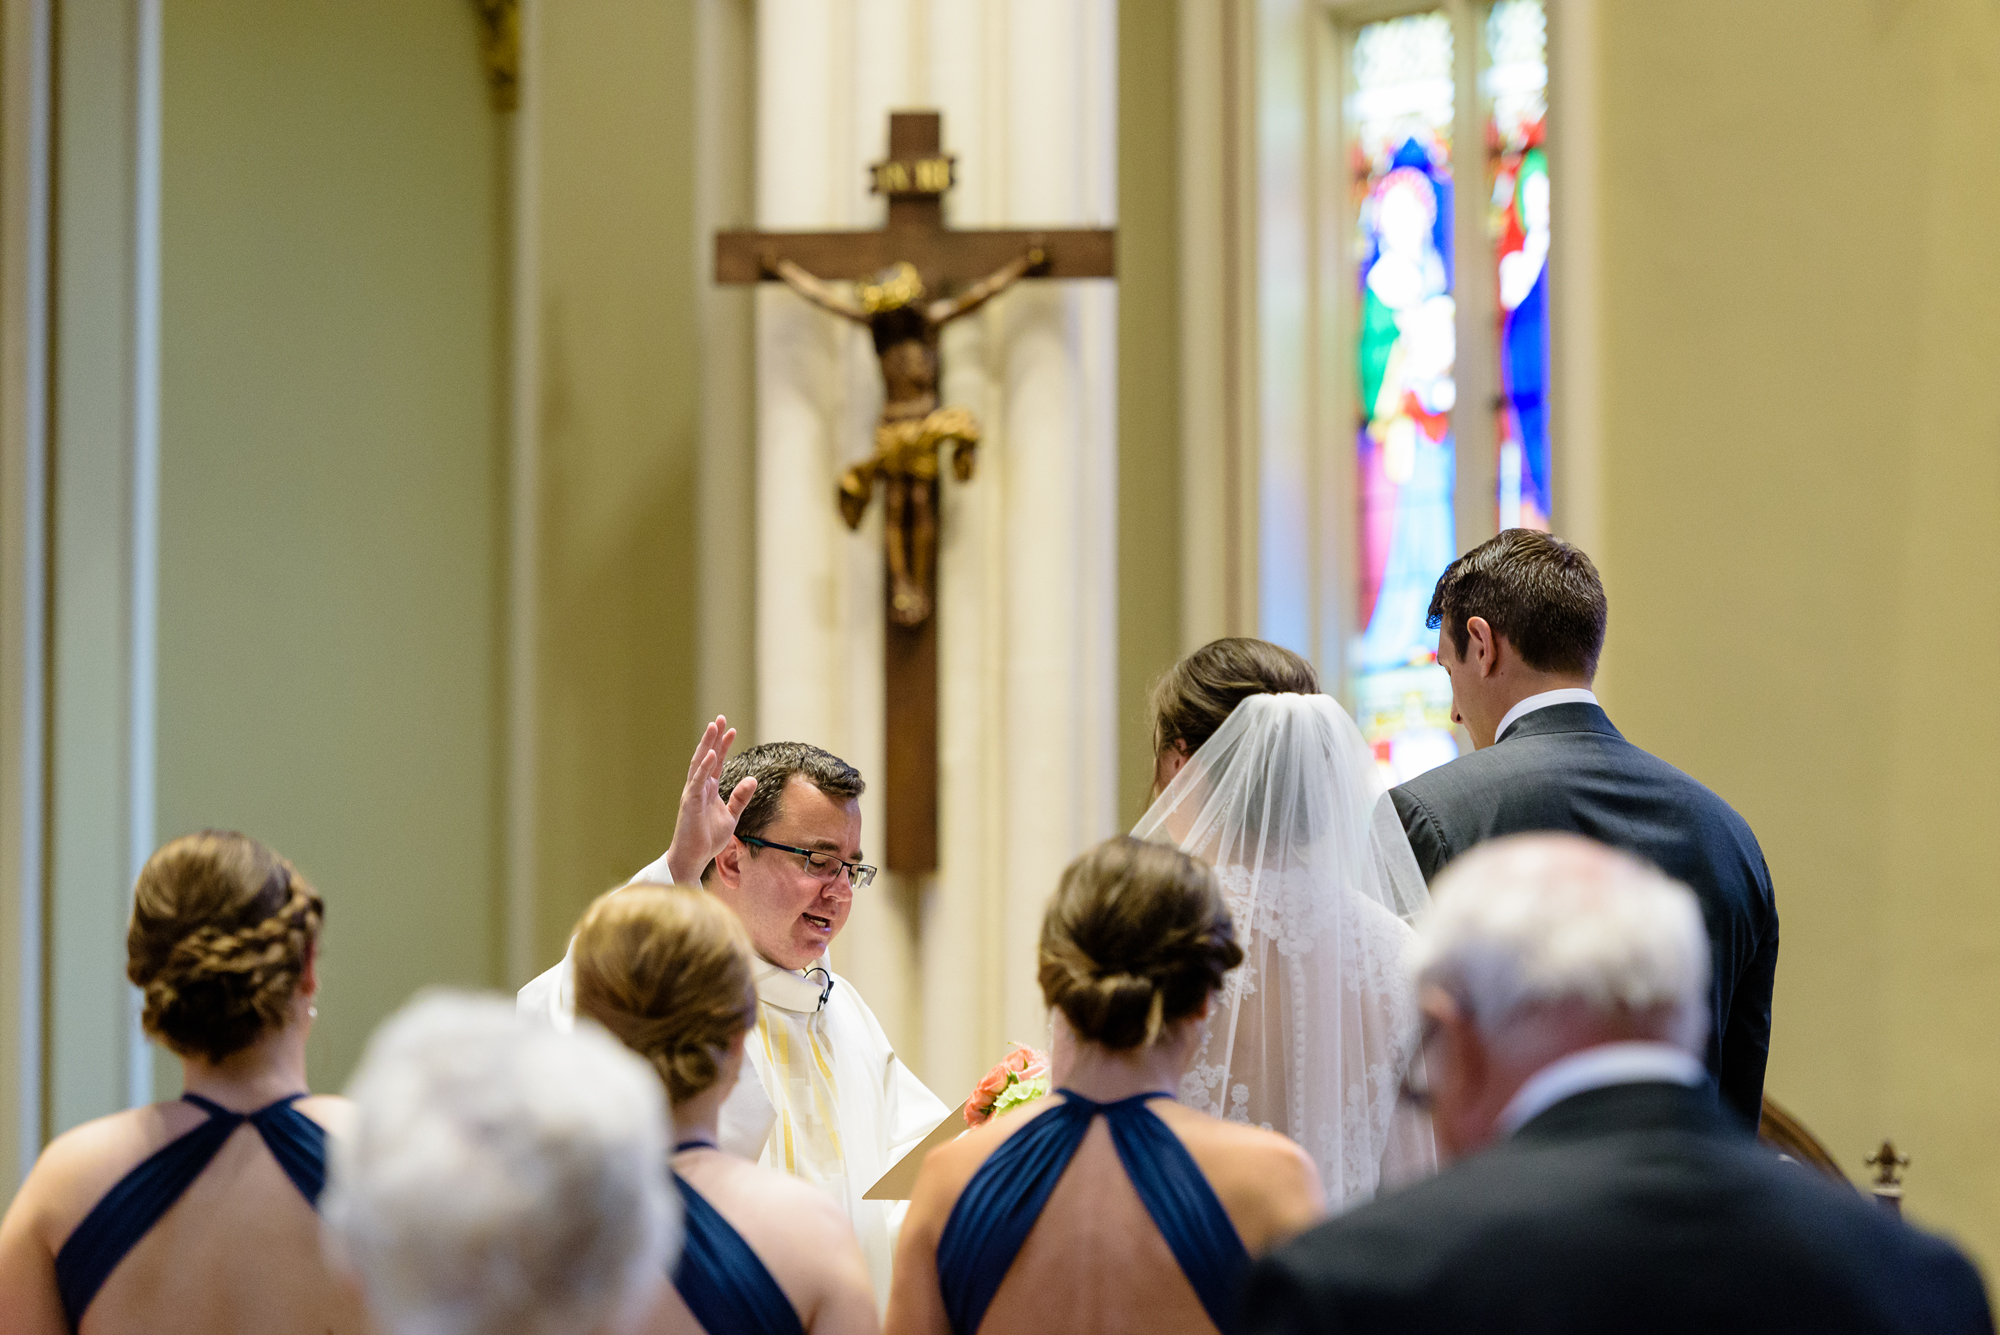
left=126, top=831, right=324, bottom=1064
left=571, top=885, right=759, bottom=1107
left=1039, top=836, right=1243, bottom=1051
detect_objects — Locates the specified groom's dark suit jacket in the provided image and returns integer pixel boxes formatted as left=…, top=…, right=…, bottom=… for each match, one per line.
left=1390, top=702, right=1777, bottom=1127
left=1241, top=1082, right=1994, bottom=1335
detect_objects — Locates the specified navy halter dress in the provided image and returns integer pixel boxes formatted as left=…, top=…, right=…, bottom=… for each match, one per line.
left=51, top=1093, right=327, bottom=1332
left=670, top=1142, right=807, bottom=1335
left=934, top=1090, right=1252, bottom=1335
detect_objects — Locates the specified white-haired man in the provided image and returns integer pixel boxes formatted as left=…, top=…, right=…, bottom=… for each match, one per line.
left=323, top=992, right=679, bottom=1335
left=1243, top=834, right=1991, bottom=1335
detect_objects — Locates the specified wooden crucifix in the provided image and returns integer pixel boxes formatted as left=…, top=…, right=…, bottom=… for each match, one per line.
left=716, top=110, right=1115, bottom=874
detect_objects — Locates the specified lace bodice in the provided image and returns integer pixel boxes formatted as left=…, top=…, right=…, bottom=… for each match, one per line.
left=1135, top=693, right=1437, bottom=1209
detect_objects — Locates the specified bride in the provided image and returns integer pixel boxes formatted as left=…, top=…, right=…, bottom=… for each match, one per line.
left=1134, top=637, right=1436, bottom=1207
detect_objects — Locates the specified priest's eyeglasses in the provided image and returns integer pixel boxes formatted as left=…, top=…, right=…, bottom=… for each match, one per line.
left=739, top=836, right=878, bottom=889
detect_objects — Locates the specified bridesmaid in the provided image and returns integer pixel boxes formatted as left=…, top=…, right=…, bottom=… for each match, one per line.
left=886, top=837, right=1325, bottom=1335
left=0, top=831, right=368, bottom=1335
left=572, top=883, right=879, bottom=1335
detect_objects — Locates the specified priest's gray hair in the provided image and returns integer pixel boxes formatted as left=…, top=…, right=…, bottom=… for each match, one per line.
left=323, top=990, right=679, bottom=1335
left=1410, top=834, right=1710, bottom=1053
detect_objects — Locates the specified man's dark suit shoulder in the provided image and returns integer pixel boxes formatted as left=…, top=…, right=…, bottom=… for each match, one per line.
left=1244, top=1086, right=1992, bottom=1335
left=1390, top=704, right=1764, bottom=878
left=1390, top=705, right=1779, bottom=1129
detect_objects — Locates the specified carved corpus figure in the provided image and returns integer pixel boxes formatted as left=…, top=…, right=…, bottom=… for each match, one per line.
left=764, top=249, right=1046, bottom=626
left=713, top=109, right=1116, bottom=872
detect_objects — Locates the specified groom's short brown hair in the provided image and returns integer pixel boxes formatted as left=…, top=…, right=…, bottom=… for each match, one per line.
left=1427, top=529, right=1607, bottom=678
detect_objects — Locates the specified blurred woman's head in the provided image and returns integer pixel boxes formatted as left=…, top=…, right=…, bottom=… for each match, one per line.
left=324, top=992, right=677, bottom=1335
left=1038, top=836, right=1243, bottom=1052
left=1150, top=638, right=1318, bottom=795
left=571, top=884, right=759, bottom=1108
left=126, top=830, right=323, bottom=1064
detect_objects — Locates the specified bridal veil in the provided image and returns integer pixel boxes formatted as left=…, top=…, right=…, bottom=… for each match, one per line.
left=1133, top=692, right=1436, bottom=1207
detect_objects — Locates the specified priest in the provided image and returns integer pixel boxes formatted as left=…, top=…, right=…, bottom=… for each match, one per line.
left=518, top=717, right=949, bottom=1307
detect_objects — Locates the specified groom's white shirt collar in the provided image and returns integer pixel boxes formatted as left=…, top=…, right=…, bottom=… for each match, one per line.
left=1495, top=687, right=1600, bottom=743
left=1497, top=1040, right=1705, bottom=1138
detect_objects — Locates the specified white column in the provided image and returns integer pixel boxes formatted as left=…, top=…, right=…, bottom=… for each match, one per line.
left=504, top=0, right=542, bottom=989
left=44, top=0, right=157, bottom=1127
left=0, top=0, right=51, bottom=1185
left=754, top=0, right=902, bottom=1051
left=754, top=0, right=1118, bottom=1095
left=990, top=0, right=1118, bottom=1061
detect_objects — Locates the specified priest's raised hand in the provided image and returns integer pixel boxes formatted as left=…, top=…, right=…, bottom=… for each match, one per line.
left=655, top=714, right=760, bottom=887
left=517, top=722, right=949, bottom=1313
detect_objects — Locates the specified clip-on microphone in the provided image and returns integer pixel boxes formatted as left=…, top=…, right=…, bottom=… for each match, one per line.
left=804, top=966, right=836, bottom=1012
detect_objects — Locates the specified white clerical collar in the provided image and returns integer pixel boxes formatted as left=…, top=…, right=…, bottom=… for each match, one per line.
left=753, top=958, right=836, bottom=1013
left=1497, top=1041, right=1705, bottom=1138
left=1495, top=687, right=1601, bottom=743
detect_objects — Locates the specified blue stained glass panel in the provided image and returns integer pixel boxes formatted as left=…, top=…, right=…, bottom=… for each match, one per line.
left=1349, top=12, right=1460, bottom=785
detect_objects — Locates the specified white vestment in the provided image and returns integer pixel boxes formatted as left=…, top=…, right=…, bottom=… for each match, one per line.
left=517, top=880, right=947, bottom=1308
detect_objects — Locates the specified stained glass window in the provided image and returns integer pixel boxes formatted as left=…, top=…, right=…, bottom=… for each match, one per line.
left=1486, top=0, right=1550, bottom=531
left=1349, top=12, right=1461, bottom=785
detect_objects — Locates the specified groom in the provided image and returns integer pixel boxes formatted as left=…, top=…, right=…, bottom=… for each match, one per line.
left=1389, top=530, right=1778, bottom=1129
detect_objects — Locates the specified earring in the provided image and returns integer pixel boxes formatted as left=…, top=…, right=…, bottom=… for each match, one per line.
left=308, top=1005, right=319, bottom=1019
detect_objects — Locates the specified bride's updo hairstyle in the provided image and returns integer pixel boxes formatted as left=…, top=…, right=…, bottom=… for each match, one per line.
left=126, top=831, right=323, bottom=1063
left=572, top=884, right=759, bottom=1106
left=1152, top=637, right=1318, bottom=758
left=1039, top=836, right=1244, bottom=1050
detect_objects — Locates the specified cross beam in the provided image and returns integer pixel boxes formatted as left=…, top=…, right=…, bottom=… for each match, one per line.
left=716, top=113, right=1115, bottom=286
left=714, top=110, right=1114, bottom=874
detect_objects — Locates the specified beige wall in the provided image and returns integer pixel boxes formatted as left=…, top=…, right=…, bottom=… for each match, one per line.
left=157, top=0, right=507, bottom=1092
left=1118, top=0, right=1184, bottom=825
left=525, top=0, right=709, bottom=969
left=35, top=0, right=724, bottom=1110
left=1593, top=0, right=2000, bottom=1266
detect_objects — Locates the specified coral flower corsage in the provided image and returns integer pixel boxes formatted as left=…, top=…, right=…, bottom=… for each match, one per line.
left=964, top=1043, right=1052, bottom=1127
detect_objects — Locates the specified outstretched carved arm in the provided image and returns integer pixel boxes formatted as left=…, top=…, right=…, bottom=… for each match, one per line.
left=926, top=245, right=1049, bottom=325
left=764, top=255, right=871, bottom=323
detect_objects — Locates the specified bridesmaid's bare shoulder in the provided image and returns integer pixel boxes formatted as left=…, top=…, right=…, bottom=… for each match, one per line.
left=12, top=1102, right=207, bottom=1250
left=296, top=1094, right=356, bottom=1139
left=1149, top=1101, right=1326, bottom=1253
left=687, top=1149, right=850, bottom=1232
left=679, top=1152, right=875, bottom=1332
